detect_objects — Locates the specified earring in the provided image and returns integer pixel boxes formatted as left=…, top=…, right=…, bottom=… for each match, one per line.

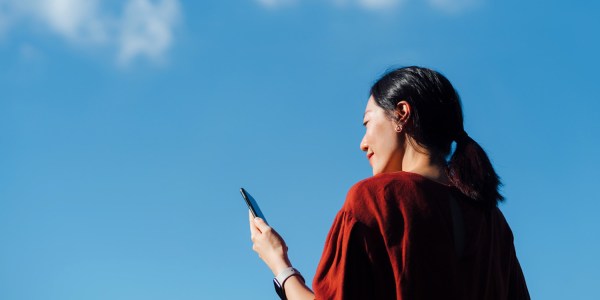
left=395, top=124, right=403, bottom=133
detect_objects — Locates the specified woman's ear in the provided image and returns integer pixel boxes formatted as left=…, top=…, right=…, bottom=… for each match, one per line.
left=395, top=101, right=411, bottom=124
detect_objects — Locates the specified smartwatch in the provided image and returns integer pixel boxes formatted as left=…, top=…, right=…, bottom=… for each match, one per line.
left=273, top=267, right=305, bottom=300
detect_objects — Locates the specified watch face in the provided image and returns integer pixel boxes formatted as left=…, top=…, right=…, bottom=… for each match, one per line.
left=273, top=279, right=285, bottom=299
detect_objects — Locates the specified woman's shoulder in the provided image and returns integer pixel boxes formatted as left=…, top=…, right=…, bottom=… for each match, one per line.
left=342, top=172, right=428, bottom=222
left=347, top=171, right=424, bottom=196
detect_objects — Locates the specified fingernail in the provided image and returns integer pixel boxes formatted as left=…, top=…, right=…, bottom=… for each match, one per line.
left=254, top=217, right=260, bottom=222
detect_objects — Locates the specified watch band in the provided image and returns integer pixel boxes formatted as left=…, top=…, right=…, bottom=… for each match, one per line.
left=273, top=267, right=304, bottom=300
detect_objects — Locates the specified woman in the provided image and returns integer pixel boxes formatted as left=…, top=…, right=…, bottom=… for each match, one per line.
left=249, top=66, right=530, bottom=299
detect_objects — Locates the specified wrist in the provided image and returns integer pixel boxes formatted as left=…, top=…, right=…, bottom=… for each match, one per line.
left=273, top=267, right=305, bottom=300
left=271, top=257, right=292, bottom=276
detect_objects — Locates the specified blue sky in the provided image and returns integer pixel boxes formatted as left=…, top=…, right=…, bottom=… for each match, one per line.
left=1, top=0, right=599, bottom=299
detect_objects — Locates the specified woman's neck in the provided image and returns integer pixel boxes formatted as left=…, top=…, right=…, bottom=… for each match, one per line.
left=401, top=140, right=450, bottom=185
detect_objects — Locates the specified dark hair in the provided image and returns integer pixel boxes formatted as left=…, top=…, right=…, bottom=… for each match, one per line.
left=370, top=66, right=503, bottom=207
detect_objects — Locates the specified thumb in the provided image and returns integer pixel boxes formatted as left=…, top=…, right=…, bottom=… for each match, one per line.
left=253, top=217, right=270, bottom=232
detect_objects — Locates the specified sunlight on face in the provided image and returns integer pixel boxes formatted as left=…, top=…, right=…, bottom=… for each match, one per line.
left=360, top=96, right=404, bottom=175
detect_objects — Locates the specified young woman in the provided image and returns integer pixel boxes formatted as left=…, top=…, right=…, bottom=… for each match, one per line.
left=249, top=66, right=530, bottom=300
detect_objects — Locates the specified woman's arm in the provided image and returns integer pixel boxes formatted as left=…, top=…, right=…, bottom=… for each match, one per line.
left=249, top=213, right=315, bottom=300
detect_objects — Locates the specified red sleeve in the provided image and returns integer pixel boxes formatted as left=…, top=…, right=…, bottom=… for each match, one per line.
left=312, top=210, right=396, bottom=300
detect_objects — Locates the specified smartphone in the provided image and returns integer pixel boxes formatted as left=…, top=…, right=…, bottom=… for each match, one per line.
left=240, top=187, right=268, bottom=224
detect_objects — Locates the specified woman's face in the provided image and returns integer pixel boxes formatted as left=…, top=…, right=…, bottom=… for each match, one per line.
left=360, top=96, right=404, bottom=175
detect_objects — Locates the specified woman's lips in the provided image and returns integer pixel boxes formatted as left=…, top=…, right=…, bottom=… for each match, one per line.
left=367, top=153, right=374, bottom=160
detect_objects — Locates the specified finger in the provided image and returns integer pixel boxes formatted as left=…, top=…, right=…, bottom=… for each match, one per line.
left=253, top=217, right=271, bottom=232
left=249, top=210, right=260, bottom=235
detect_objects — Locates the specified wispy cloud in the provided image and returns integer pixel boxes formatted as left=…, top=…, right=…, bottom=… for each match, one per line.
left=356, top=0, right=403, bottom=10
left=118, top=0, right=180, bottom=65
left=0, top=1, right=15, bottom=36
left=427, top=0, right=479, bottom=14
left=0, top=0, right=181, bottom=66
left=256, top=0, right=477, bottom=13
left=255, top=0, right=297, bottom=9
left=254, top=0, right=405, bottom=10
left=32, top=0, right=109, bottom=44
left=19, top=43, right=43, bottom=62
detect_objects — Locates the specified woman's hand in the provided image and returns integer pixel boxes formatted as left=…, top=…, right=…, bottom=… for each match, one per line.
left=249, top=211, right=292, bottom=276
left=249, top=212, right=316, bottom=300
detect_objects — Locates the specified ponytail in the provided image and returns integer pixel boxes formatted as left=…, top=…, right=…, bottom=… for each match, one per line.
left=369, top=66, right=504, bottom=207
left=447, top=132, right=504, bottom=208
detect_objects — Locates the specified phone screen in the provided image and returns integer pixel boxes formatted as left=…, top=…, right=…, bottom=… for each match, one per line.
left=240, top=188, right=268, bottom=224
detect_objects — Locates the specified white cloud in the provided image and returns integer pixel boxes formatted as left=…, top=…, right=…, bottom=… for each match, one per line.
left=118, top=0, right=180, bottom=65
left=255, top=0, right=296, bottom=9
left=427, top=0, right=479, bottom=14
left=331, top=0, right=403, bottom=10
left=32, top=0, right=109, bottom=44
left=356, top=0, right=403, bottom=10
left=0, top=0, right=181, bottom=65
left=257, top=0, right=478, bottom=13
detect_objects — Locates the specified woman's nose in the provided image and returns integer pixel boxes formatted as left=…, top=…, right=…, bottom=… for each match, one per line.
left=360, top=136, right=368, bottom=152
